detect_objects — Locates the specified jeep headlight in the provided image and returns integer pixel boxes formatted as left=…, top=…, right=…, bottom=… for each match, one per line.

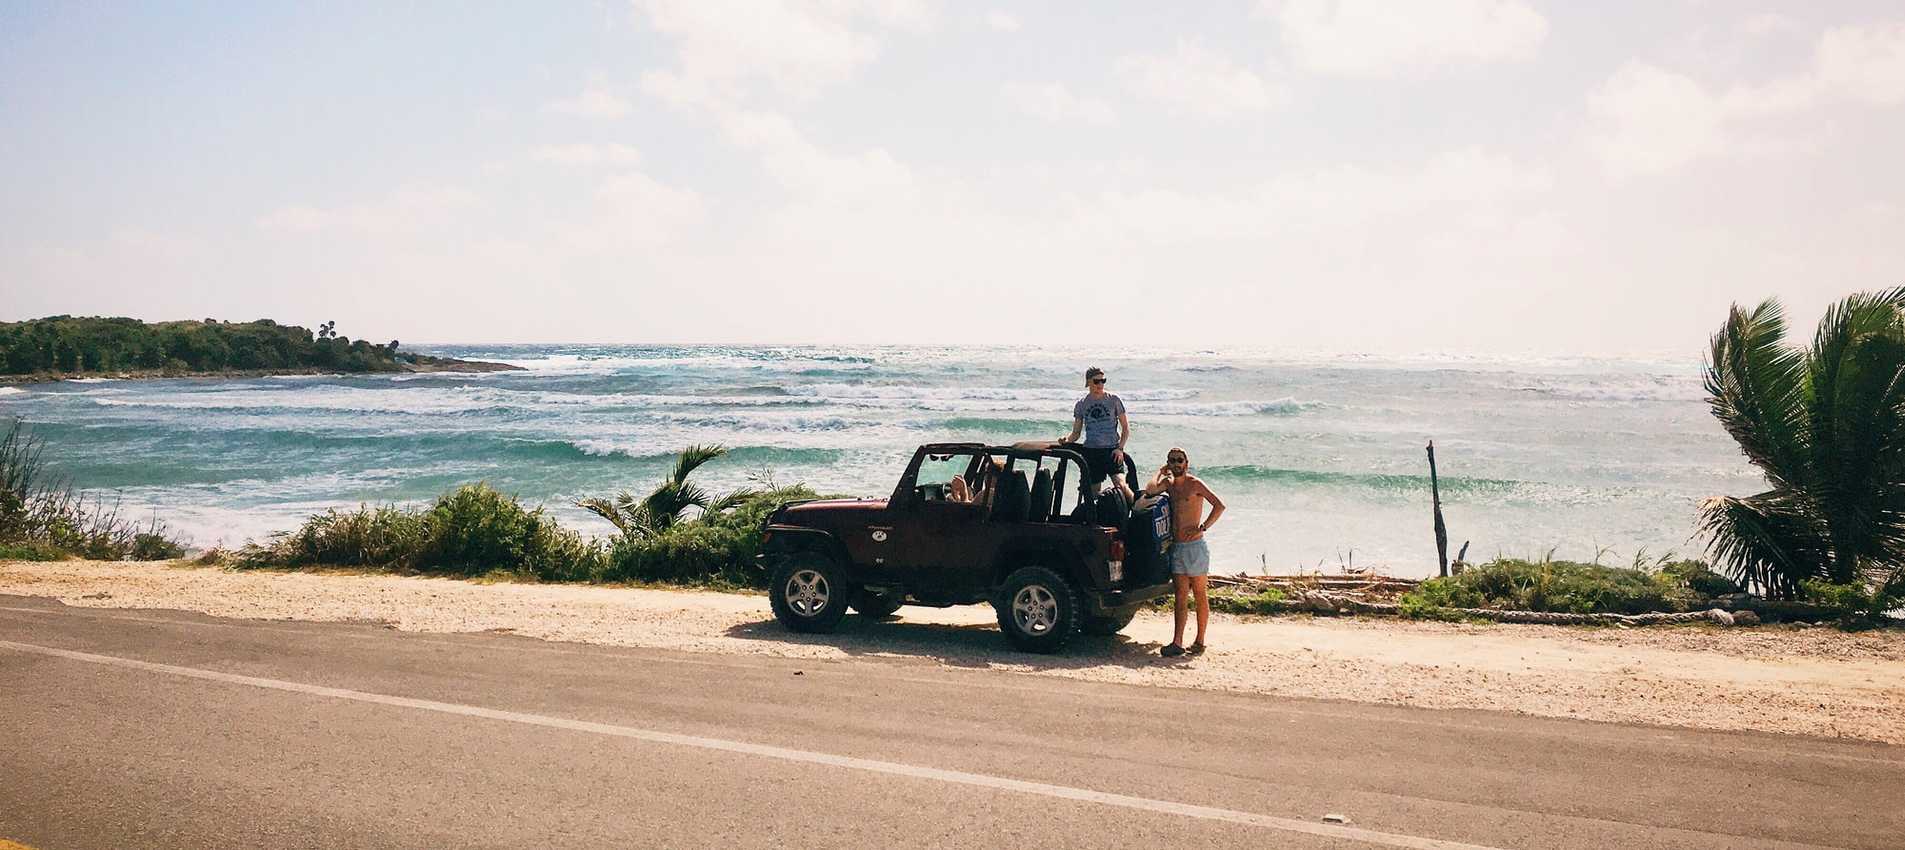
left=1108, top=560, right=1123, bottom=583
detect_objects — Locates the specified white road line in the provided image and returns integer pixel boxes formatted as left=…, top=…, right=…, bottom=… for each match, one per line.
left=2, top=638, right=1505, bottom=850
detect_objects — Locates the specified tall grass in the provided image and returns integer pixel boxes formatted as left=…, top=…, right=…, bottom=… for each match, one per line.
left=0, top=417, right=186, bottom=561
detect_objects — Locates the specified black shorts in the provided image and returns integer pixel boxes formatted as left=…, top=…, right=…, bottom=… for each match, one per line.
left=1076, top=446, right=1119, bottom=487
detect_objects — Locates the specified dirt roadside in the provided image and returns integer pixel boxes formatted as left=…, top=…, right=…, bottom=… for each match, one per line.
left=4, top=559, right=1901, bottom=745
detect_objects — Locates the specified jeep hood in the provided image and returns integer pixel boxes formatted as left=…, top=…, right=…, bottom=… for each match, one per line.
left=782, top=498, right=888, bottom=517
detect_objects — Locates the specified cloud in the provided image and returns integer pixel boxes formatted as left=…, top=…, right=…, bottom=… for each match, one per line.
left=1001, top=81, right=1116, bottom=125
left=634, top=0, right=933, bottom=103
left=984, top=10, right=1019, bottom=32
left=1267, top=0, right=1548, bottom=77
left=1082, top=148, right=1552, bottom=243
left=1117, top=40, right=1286, bottom=119
left=1589, top=22, right=1905, bottom=175
left=529, top=143, right=644, bottom=167
left=256, top=187, right=484, bottom=236
left=547, top=85, right=633, bottom=119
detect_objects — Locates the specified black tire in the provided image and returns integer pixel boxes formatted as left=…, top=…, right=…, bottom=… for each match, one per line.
left=994, top=565, right=1081, bottom=653
left=1081, top=609, right=1136, bottom=636
left=769, top=552, right=854, bottom=633
left=850, top=588, right=904, bottom=618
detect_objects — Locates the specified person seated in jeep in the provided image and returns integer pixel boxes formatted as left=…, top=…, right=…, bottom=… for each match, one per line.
left=948, top=456, right=1005, bottom=508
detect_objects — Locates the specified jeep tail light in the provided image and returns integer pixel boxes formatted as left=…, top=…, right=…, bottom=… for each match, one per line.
left=1109, top=540, right=1125, bottom=561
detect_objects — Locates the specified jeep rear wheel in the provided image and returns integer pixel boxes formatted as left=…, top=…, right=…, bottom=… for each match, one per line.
left=850, top=588, right=904, bottom=618
left=770, top=553, right=853, bottom=633
left=995, top=566, right=1080, bottom=653
left=1081, top=609, right=1136, bottom=636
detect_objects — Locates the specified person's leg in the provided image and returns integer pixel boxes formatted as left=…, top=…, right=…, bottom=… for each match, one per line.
left=1190, top=575, right=1209, bottom=648
left=1171, top=574, right=1189, bottom=646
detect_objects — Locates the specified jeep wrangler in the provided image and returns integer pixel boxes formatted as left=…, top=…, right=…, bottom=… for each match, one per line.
left=758, top=442, right=1174, bottom=653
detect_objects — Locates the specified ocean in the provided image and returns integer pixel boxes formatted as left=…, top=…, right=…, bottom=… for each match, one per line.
left=0, top=345, right=1762, bottom=577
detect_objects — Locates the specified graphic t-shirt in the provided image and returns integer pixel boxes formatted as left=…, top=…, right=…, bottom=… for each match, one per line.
left=1072, top=393, right=1125, bottom=448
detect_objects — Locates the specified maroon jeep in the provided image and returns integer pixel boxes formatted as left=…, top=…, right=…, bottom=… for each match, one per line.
left=758, top=442, right=1174, bottom=653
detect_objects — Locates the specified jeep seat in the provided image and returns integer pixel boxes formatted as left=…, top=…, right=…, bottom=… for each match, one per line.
left=991, top=469, right=1031, bottom=523
left=1028, top=468, right=1054, bottom=523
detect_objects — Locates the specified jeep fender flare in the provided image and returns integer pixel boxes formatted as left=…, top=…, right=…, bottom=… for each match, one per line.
left=763, top=526, right=853, bottom=568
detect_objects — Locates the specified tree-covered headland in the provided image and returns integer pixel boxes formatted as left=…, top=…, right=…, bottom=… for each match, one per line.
left=0, top=316, right=501, bottom=376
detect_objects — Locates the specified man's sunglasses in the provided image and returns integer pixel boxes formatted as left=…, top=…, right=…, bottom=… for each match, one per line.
left=1090, top=378, right=1106, bottom=384
left=1167, top=457, right=1187, bottom=464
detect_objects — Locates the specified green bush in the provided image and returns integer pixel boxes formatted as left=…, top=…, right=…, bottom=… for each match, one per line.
left=1799, top=578, right=1902, bottom=626
left=250, top=504, right=429, bottom=568
left=130, top=530, right=187, bottom=561
left=417, top=483, right=603, bottom=580
left=602, top=488, right=815, bottom=588
left=0, top=540, right=69, bottom=561
left=1659, top=560, right=1741, bottom=597
left=1398, top=559, right=1700, bottom=616
left=245, top=484, right=606, bottom=581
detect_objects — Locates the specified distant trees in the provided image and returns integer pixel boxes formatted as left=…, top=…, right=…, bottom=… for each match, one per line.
left=0, top=316, right=411, bottom=376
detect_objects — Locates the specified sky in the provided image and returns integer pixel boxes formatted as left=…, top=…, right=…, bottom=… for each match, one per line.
left=2, top=1, right=1902, bottom=354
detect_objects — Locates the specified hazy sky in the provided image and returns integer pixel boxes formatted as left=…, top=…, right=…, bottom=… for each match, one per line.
left=3, top=1, right=1902, bottom=353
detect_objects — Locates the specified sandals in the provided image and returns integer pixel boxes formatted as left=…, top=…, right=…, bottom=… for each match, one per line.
left=1187, top=643, right=1207, bottom=655
left=1159, top=643, right=1185, bottom=658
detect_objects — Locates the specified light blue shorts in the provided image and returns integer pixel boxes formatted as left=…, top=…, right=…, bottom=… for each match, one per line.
left=1170, top=538, right=1210, bottom=577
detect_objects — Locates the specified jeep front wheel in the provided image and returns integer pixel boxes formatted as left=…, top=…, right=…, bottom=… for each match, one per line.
left=770, top=553, right=853, bottom=633
left=995, top=566, right=1080, bottom=653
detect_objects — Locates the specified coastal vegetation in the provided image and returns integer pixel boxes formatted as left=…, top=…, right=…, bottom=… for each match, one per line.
left=1394, top=558, right=1733, bottom=618
left=0, top=418, right=186, bottom=561
left=242, top=445, right=818, bottom=590
left=1698, top=287, right=1905, bottom=622
left=0, top=315, right=494, bottom=377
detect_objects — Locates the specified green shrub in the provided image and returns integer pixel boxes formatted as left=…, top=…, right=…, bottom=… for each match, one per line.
left=602, top=488, right=816, bottom=588
left=248, top=504, right=429, bottom=568
left=417, top=483, right=604, bottom=581
left=1397, top=559, right=1699, bottom=616
left=0, top=540, right=69, bottom=561
left=130, top=530, right=186, bottom=561
left=1659, top=560, right=1741, bottom=597
left=1798, top=578, right=1902, bottom=626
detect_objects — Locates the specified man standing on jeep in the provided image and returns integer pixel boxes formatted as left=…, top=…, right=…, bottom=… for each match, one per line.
left=1154, top=447, right=1223, bottom=657
left=1058, top=366, right=1128, bottom=493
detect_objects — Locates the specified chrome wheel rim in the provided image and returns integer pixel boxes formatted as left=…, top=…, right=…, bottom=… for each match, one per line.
left=786, top=568, right=831, bottom=617
left=1012, top=584, right=1058, bottom=635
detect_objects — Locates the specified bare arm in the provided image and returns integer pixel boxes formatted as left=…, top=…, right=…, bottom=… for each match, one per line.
left=1193, top=479, right=1225, bottom=531
left=1059, top=416, right=1083, bottom=444
left=1115, top=410, right=1129, bottom=453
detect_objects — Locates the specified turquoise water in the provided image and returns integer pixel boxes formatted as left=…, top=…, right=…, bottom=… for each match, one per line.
left=0, top=345, right=1762, bottom=576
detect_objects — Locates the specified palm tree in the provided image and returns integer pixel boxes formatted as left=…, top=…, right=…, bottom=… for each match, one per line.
left=577, top=444, right=760, bottom=539
left=1697, top=287, right=1905, bottom=601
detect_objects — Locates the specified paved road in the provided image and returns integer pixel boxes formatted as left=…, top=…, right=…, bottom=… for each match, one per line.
left=1, top=596, right=1900, bottom=850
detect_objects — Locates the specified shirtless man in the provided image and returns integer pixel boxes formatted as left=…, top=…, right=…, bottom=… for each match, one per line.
left=1147, top=447, right=1224, bottom=657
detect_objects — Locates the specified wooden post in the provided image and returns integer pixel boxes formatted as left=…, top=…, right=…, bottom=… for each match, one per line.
left=1428, top=440, right=1449, bottom=577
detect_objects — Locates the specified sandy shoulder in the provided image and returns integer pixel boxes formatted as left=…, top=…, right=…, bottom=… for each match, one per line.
left=4, top=559, right=1902, bottom=745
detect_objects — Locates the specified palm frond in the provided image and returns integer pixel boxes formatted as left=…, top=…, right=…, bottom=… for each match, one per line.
left=1803, top=291, right=1905, bottom=580
left=640, top=479, right=710, bottom=532
left=705, top=487, right=763, bottom=515
left=669, top=444, right=729, bottom=486
left=1696, top=493, right=1830, bottom=598
left=1704, top=299, right=1810, bottom=493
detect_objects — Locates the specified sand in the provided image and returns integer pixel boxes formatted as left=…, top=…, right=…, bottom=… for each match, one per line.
left=4, top=559, right=1901, bottom=744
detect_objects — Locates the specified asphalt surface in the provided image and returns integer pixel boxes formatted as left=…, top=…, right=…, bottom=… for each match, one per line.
left=1, top=595, right=1900, bottom=850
